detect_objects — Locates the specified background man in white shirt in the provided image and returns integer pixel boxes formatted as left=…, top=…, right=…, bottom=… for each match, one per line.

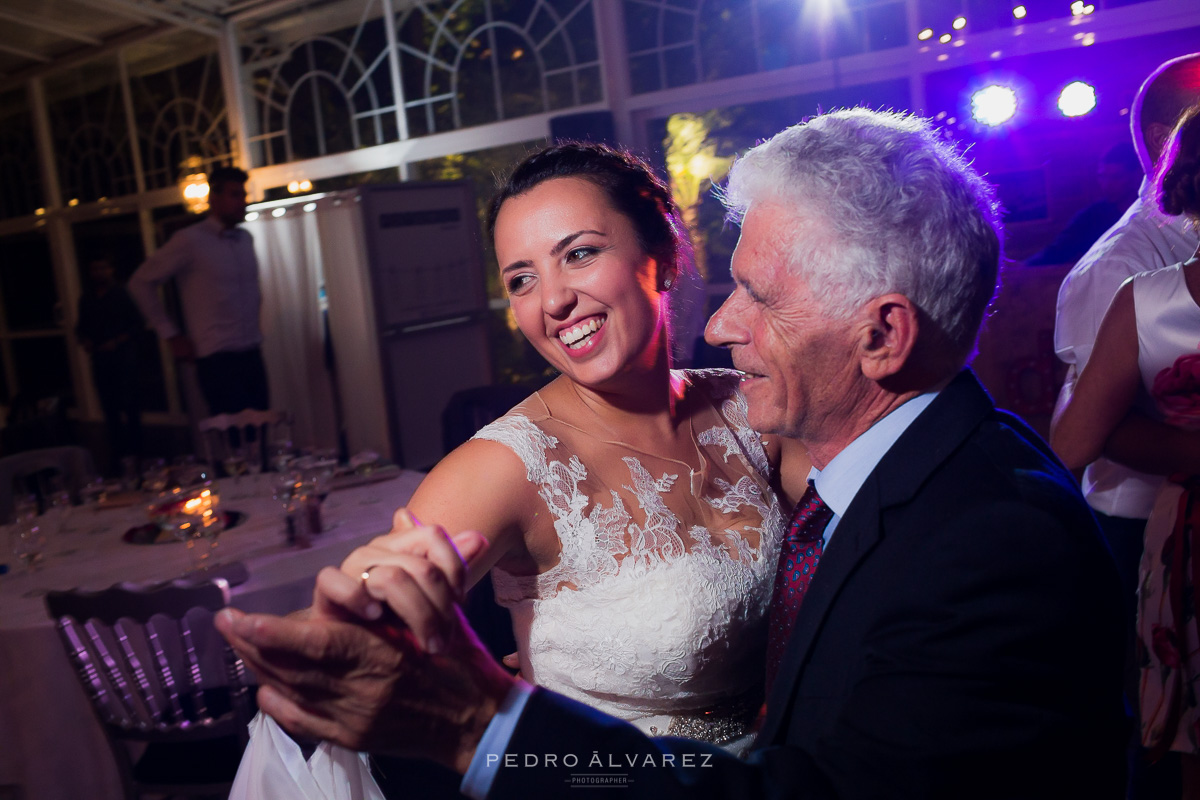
left=1055, top=54, right=1200, bottom=569
left=129, top=165, right=269, bottom=416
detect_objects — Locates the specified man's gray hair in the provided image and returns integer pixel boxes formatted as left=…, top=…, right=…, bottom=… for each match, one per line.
left=723, top=108, right=1002, bottom=357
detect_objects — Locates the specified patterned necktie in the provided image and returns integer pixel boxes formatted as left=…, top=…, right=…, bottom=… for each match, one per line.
left=765, top=480, right=834, bottom=691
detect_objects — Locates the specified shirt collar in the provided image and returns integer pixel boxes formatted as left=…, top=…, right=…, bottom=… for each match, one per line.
left=204, top=215, right=242, bottom=238
left=810, top=391, right=939, bottom=517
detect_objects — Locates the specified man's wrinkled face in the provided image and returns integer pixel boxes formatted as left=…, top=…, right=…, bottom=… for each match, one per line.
left=704, top=202, right=863, bottom=445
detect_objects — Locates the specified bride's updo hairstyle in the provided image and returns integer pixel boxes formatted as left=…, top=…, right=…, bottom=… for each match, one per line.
left=1157, top=104, right=1200, bottom=223
left=487, top=141, right=691, bottom=287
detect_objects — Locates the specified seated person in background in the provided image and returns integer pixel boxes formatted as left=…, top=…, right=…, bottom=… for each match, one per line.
left=1052, top=105, right=1200, bottom=798
left=220, top=108, right=1128, bottom=800
left=1026, top=141, right=1141, bottom=266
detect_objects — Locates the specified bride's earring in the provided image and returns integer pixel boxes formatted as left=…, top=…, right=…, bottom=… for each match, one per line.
left=662, top=276, right=674, bottom=290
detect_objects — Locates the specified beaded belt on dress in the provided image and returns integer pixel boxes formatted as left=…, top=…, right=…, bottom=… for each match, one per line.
left=648, top=692, right=761, bottom=746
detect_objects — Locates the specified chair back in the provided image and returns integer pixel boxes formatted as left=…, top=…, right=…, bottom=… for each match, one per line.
left=197, top=409, right=286, bottom=472
left=0, top=445, right=96, bottom=522
left=45, top=577, right=252, bottom=744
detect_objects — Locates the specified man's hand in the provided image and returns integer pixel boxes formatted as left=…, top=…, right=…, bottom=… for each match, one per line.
left=168, top=334, right=196, bottom=361
left=216, top=603, right=514, bottom=773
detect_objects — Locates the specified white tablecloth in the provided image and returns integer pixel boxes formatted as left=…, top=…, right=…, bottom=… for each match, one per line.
left=0, top=469, right=424, bottom=800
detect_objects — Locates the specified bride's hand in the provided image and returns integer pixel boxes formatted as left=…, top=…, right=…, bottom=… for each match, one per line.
left=312, top=507, right=488, bottom=652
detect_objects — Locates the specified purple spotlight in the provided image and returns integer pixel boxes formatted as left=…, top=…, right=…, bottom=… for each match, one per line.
left=971, top=84, right=1017, bottom=126
left=1058, top=81, right=1097, bottom=117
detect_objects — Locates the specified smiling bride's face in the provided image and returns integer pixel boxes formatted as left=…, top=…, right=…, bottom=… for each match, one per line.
left=494, top=176, right=670, bottom=390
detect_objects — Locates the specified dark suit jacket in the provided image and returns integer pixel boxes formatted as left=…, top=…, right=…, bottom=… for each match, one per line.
left=486, top=371, right=1128, bottom=799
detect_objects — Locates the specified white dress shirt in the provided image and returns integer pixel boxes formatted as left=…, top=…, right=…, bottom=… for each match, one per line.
left=1054, top=179, right=1199, bottom=519
left=461, top=390, right=939, bottom=798
left=128, top=215, right=263, bottom=358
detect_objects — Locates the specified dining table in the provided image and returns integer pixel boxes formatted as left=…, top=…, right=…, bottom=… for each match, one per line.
left=0, top=467, right=425, bottom=800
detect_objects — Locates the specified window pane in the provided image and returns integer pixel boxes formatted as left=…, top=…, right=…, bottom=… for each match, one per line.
left=0, top=88, right=43, bottom=220
left=45, top=54, right=137, bottom=203
left=0, top=230, right=59, bottom=332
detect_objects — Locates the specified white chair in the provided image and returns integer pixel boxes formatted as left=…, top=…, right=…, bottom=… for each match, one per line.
left=197, top=409, right=286, bottom=475
left=45, top=576, right=253, bottom=799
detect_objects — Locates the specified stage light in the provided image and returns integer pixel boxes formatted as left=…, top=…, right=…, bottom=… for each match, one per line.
left=971, top=85, right=1017, bottom=126
left=953, top=16, right=966, bottom=30
left=244, top=211, right=259, bottom=222
left=1058, top=81, right=1097, bottom=117
left=939, top=33, right=952, bottom=43
left=272, top=207, right=286, bottom=217
left=1012, top=5, right=1027, bottom=19
left=303, top=203, right=317, bottom=212
left=918, top=28, right=933, bottom=40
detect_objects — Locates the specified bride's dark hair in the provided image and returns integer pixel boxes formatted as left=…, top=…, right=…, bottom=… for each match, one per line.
left=1156, top=104, right=1200, bottom=222
left=488, top=141, right=690, bottom=280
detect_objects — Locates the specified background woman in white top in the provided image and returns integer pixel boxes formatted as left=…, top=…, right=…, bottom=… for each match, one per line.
left=1052, top=105, right=1200, bottom=796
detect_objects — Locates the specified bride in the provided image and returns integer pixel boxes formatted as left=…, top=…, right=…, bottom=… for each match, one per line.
left=323, top=142, right=806, bottom=753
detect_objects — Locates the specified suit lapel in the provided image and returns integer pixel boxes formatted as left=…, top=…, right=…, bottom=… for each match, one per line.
left=757, top=370, right=997, bottom=744
left=758, top=472, right=885, bottom=741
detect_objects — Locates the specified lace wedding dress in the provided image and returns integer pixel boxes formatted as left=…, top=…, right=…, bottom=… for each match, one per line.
left=474, top=369, right=786, bottom=754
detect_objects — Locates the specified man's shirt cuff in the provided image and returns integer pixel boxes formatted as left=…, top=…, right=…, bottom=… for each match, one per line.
left=460, top=680, right=535, bottom=799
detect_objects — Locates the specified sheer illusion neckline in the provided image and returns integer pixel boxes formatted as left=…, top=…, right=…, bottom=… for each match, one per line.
left=531, top=377, right=716, bottom=495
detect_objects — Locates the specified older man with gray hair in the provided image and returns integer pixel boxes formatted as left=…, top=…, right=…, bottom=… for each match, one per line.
left=219, top=109, right=1127, bottom=799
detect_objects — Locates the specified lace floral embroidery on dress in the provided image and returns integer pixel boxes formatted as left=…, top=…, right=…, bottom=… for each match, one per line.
left=473, top=370, right=778, bottom=601
left=471, top=370, right=785, bottom=731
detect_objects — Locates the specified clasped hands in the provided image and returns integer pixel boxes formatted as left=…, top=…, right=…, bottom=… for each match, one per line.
left=214, top=509, right=516, bottom=773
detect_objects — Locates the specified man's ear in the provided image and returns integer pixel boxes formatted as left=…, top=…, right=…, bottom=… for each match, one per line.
left=857, top=293, right=919, bottom=381
left=1146, top=121, right=1172, bottom=166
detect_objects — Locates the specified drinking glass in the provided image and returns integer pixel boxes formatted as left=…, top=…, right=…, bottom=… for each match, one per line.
left=80, top=476, right=107, bottom=507
left=309, top=459, right=338, bottom=530
left=40, top=486, right=72, bottom=539
left=142, top=459, right=170, bottom=494
left=222, top=450, right=248, bottom=497
left=14, top=492, right=38, bottom=523
left=151, top=484, right=225, bottom=572
left=269, top=441, right=294, bottom=473
left=10, top=519, right=45, bottom=572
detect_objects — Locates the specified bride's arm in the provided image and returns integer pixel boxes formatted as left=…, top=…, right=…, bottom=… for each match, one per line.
left=310, top=438, right=540, bottom=631
left=1049, top=281, right=1141, bottom=471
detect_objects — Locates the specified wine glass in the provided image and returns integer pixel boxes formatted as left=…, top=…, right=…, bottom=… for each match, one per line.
left=269, top=441, right=294, bottom=473
left=40, top=486, right=73, bottom=539
left=142, top=459, right=169, bottom=494
left=14, top=492, right=38, bottom=524
left=80, top=476, right=106, bottom=506
left=222, top=450, right=248, bottom=498
left=308, top=459, right=338, bottom=530
left=242, top=444, right=264, bottom=495
left=10, top=519, right=45, bottom=572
